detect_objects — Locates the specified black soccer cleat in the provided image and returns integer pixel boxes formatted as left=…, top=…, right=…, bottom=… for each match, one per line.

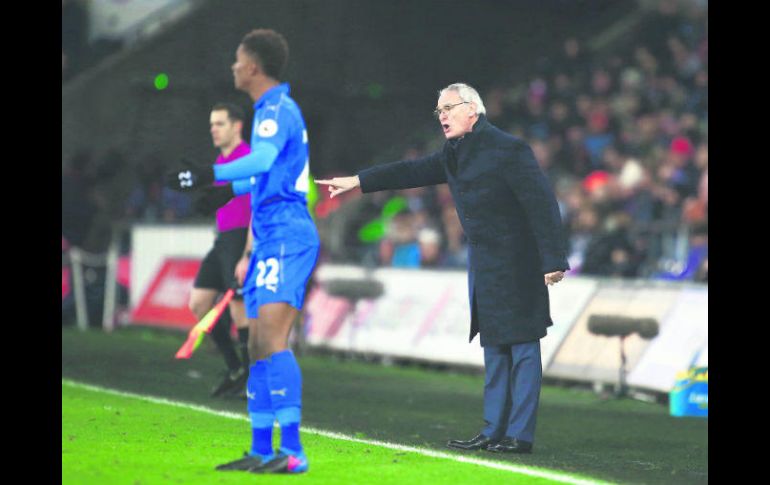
left=215, top=452, right=268, bottom=471
left=251, top=450, right=309, bottom=474
left=210, top=367, right=248, bottom=397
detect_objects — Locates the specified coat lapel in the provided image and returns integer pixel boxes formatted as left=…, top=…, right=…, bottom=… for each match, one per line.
left=455, top=115, right=488, bottom=176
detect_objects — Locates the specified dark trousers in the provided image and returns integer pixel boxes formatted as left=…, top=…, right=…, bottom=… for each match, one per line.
left=481, top=340, right=542, bottom=443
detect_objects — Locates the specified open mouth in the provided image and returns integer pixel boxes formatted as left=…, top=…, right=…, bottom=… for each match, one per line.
left=442, top=123, right=450, bottom=131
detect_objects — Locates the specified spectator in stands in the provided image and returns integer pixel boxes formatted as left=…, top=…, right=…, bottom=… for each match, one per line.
left=160, top=187, right=193, bottom=222
left=566, top=204, right=600, bottom=274
left=614, top=157, right=656, bottom=224
left=559, top=37, right=591, bottom=83
left=439, top=204, right=468, bottom=268
left=125, top=155, right=193, bottom=223
left=401, top=186, right=440, bottom=229
left=125, top=157, right=165, bottom=222
left=318, top=0, right=708, bottom=280
left=80, top=149, right=132, bottom=253
left=581, top=212, right=641, bottom=278
left=380, top=212, right=420, bottom=268
left=564, top=124, right=592, bottom=176
left=417, top=227, right=442, bottom=268
left=583, top=107, right=615, bottom=169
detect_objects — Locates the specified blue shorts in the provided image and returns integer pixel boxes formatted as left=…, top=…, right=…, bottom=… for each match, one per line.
left=242, top=240, right=319, bottom=319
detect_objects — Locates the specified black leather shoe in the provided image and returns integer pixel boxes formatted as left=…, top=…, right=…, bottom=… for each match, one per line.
left=485, top=437, right=533, bottom=454
left=446, top=434, right=497, bottom=451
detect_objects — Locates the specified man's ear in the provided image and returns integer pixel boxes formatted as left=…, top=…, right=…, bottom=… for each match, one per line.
left=249, top=59, right=262, bottom=76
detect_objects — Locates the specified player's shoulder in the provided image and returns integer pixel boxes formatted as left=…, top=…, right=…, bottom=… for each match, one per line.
left=259, top=94, right=303, bottom=130
left=256, top=97, right=305, bottom=140
left=260, top=92, right=301, bottom=120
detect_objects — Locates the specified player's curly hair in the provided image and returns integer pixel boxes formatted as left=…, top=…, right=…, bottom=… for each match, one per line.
left=241, top=29, right=289, bottom=81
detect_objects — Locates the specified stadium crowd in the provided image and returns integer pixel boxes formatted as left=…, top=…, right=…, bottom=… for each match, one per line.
left=318, top=0, right=707, bottom=282
left=63, top=0, right=707, bottom=283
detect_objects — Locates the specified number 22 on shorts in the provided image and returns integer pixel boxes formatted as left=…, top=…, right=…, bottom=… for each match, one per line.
left=255, top=257, right=279, bottom=293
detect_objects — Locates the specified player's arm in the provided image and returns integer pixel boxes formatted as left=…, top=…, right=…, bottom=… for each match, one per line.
left=191, top=177, right=254, bottom=215
left=231, top=177, right=256, bottom=196
left=503, top=141, right=570, bottom=276
left=213, top=142, right=279, bottom=182
left=166, top=141, right=280, bottom=191
left=166, top=113, right=291, bottom=191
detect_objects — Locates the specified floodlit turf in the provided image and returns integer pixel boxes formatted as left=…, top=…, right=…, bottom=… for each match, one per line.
left=62, top=326, right=708, bottom=484
left=62, top=381, right=597, bottom=484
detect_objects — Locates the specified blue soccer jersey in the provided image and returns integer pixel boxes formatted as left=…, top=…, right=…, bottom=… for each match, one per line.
left=213, top=83, right=319, bottom=304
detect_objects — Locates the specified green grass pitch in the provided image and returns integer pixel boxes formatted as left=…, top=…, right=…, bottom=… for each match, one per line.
left=62, top=327, right=707, bottom=484
left=63, top=380, right=607, bottom=484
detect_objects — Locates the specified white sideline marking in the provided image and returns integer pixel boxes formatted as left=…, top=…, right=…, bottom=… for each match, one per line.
left=62, top=379, right=613, bottom=485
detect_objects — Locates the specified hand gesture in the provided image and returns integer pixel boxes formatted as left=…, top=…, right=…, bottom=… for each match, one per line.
left=315, top=176, right=361, bottom=198
left=544, top=271, right=565, bottom=286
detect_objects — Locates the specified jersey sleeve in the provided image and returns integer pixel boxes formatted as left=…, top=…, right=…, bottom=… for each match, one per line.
left=213, top=104, right=296, bottom=182
left=232, top=177, right=255, bottom=196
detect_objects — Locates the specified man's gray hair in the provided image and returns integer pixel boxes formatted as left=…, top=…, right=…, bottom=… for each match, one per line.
left=439, top=83, right=486, bottom=116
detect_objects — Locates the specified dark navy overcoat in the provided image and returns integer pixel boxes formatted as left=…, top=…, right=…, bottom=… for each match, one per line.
left=358, top=115, right=570, bottom=346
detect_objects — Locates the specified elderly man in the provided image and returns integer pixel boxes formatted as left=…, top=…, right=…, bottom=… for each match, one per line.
left=317, top=83, right=569, bottom=454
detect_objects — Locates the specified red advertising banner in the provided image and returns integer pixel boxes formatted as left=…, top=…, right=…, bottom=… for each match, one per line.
left=131, top=258, right=201, bottom=329
left=304, top=286, right=352, bottom=340
left=62, top=267, right=71, bottom=300
left=117, top=255, right=131, bottom=288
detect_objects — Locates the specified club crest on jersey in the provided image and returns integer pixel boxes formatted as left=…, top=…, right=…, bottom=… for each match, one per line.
left=257, top=119, right=279, bottom=138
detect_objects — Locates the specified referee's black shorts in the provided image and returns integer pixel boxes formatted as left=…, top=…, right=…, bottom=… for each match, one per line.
left=193, top=227, right=248, bottom=300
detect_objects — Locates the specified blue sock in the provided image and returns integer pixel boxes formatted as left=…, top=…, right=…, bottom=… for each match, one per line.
left=251, top=427, right=273, bottom=458
left=265, top=350, right=303, bottom=455
left=246, top=360, right=274, bottom=460
left=276, top=408, right=302, bottom=455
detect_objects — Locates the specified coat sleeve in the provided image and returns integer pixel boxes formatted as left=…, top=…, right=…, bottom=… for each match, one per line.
left=503, top=141, right=571, bottom=274
left=357, top=152, right=446, bottom=193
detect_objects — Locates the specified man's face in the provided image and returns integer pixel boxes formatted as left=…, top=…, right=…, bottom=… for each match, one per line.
left=436, top=91, right=477, bottom=139
left=232, top=45, right=256, bottom=91
left=210, top=110, right=239, bottom=149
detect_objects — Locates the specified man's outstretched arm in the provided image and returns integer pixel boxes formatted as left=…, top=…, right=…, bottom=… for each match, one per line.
left=317, top=152, right=445, bottom=198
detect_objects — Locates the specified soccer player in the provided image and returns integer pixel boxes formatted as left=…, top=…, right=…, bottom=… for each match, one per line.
left=166, top=29, right=318, bottom=474
left=188, top=103, right=251, bottom=398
